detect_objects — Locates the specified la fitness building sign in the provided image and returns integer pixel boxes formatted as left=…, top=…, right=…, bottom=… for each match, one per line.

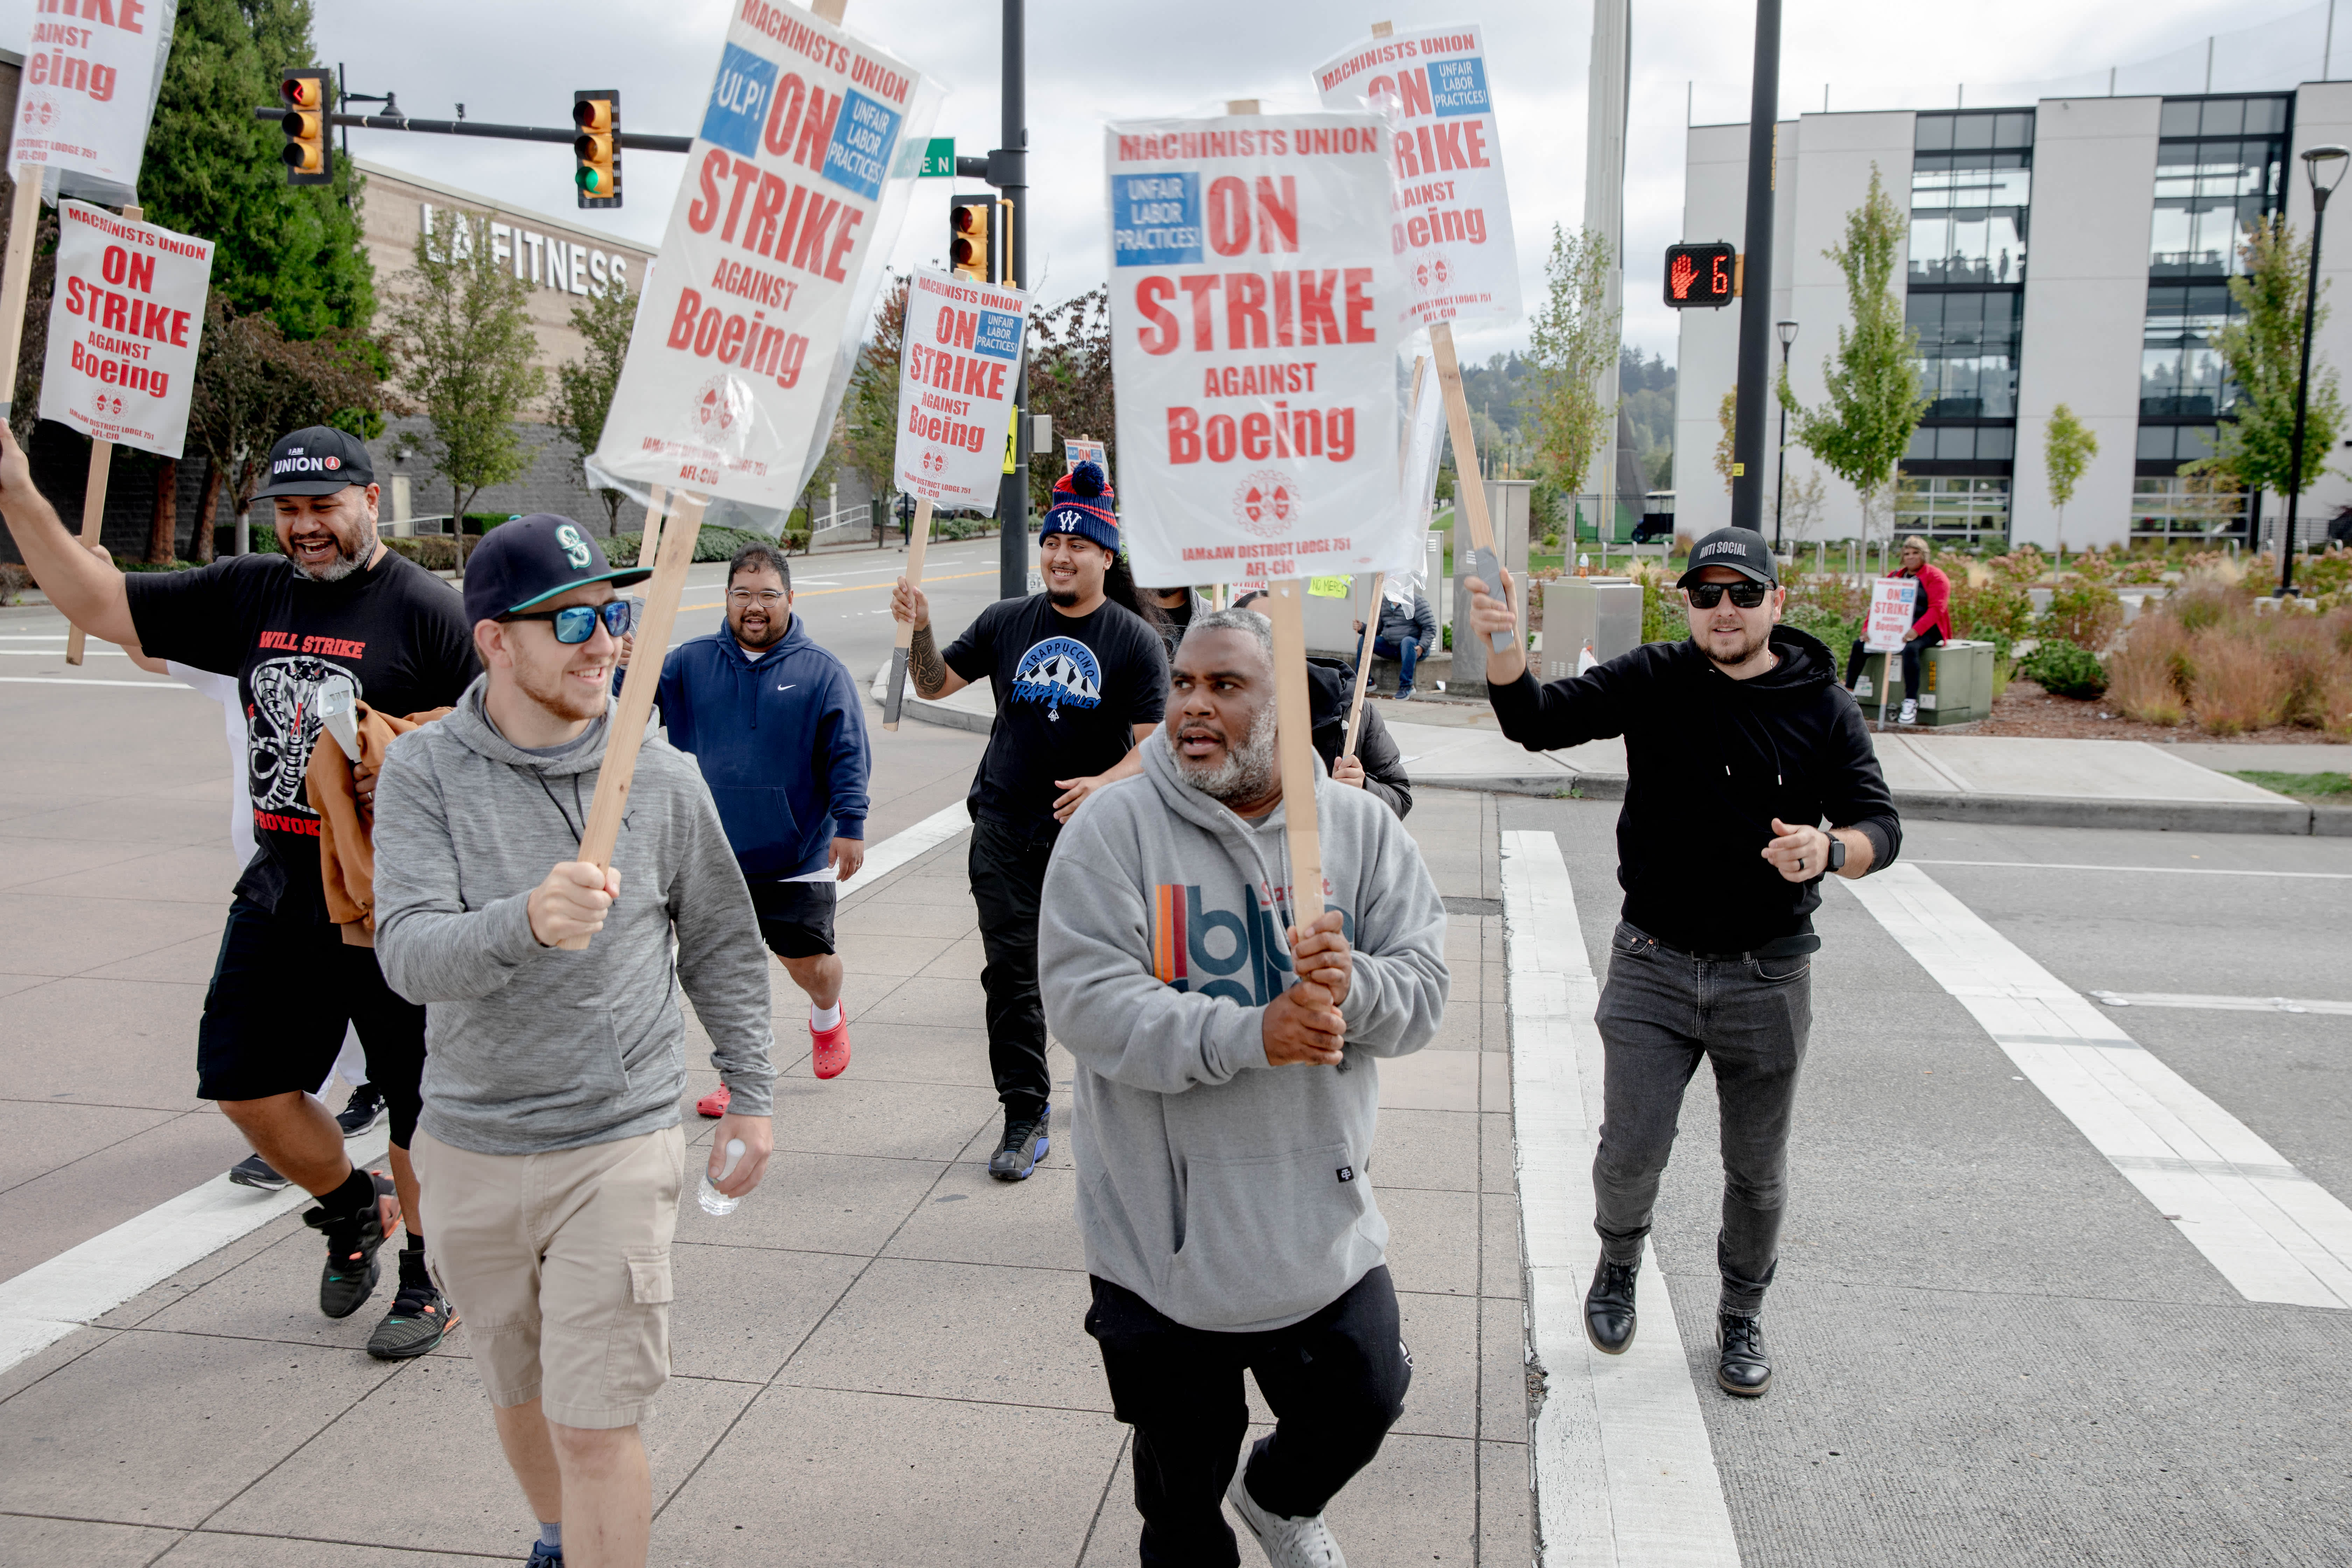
left=416, top=201, right=638, bottom=299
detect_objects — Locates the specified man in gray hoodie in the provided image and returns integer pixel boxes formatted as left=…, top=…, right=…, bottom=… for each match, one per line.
left=1040, top=609, right=1449, bottom=1568
left=373, top=517, right=777, bottom=1568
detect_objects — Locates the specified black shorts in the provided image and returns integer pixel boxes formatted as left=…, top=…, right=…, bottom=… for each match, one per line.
left=748, top=878, right=837, bottom=959
left=195, top=897, right=427, bottom=1147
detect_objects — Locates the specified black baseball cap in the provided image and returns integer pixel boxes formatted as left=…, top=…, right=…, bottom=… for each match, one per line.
left=463, top=514, right=652, bottom=626
left=1677, top=526, right=1778, bottom=588
left=251, top=426, right=375, bottom=499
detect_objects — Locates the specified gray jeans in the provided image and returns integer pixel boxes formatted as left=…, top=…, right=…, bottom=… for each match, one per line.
left=1591, top=922, right=1814, bottom=1315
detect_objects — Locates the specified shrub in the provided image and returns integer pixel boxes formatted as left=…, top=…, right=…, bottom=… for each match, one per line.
left=1941, top=553, right=2033, bottom=658
left=2018, top=638, right=2108, bottom=699
left=1778, top=570, right=1865, bottom=653
left=2106, top=614, right=2188, bottom=726
left=2189, top=628, right=2291, bottom=734
left=382, top=536, right=463, bottom=572
left=2039, top=578, right=2125, bottom=651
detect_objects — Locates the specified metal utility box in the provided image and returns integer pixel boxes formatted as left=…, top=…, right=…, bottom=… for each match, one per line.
left=1850, top=638, right=1995, bottom=726
left=1536, top=577, right=1642, bottom=682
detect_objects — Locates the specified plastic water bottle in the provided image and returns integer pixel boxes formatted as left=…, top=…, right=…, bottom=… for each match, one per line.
left=698, top=1138, right=746, bottom=1217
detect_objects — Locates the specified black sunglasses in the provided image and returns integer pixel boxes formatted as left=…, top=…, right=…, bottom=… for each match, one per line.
left=501, top=599, right=639, bottom=644
left=1684, top=581, right=1771, bottom=609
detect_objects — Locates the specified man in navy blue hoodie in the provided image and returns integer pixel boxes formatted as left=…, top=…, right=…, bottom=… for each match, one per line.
left=636, top=541, right=869, bottom=1094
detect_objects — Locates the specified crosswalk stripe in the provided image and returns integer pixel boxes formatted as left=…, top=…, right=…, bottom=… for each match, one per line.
left=1499, top=830, right=1741, bottom=1568
left=2088, top=990, right=2352, bottom=1016
left=1846, top=863, right=2352, bottom=1311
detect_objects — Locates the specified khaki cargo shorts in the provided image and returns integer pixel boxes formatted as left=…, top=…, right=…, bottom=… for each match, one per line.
left=412, top=1124, right=685, bottom=1430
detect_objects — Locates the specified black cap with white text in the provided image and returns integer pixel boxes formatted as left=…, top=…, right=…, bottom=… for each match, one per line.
left=250, top=426, right=375, bottom=500
left=1676, top=526, right=1778, bottom=588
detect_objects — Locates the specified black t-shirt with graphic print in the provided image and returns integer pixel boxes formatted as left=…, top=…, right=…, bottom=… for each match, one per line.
left=943, top=593, right=1168, bottom=834
left=126, top=550, right=481, bottom=923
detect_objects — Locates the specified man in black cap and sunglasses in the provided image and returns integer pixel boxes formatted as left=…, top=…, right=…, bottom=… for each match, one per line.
left=1464, top=526, right=1899, bottom=1399
left=0, top=422, right=479, bottom=1361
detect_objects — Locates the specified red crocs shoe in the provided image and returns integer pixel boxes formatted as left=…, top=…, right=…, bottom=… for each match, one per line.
left=812, top=1007, right=851, bottom=1080
left=695, top=1085, right=730, bottom=1119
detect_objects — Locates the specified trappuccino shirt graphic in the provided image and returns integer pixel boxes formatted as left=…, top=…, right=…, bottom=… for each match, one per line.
left=1010, top=635, right=1102, bottom=720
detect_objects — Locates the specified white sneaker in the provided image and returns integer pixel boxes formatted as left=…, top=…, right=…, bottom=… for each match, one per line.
left=1897, top=698, right=1918, bottom=725
left=1226, top=1464, right=1346, bottom=1568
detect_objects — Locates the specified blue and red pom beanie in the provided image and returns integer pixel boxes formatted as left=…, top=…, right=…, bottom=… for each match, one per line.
left=1040, top=461, right=1118, bottom=553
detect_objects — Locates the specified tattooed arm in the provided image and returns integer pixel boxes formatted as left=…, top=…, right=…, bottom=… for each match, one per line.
left=893, top=579, right=971, bottom=700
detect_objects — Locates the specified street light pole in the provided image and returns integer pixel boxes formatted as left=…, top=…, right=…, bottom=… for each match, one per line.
left=2281, top=144, right=2348, bottom=597
left=995, top=0, right=1031, bottom=602
left=1729, top=0, right=1784, bottom=533
left=1773, top=320, right=1798, bottom=553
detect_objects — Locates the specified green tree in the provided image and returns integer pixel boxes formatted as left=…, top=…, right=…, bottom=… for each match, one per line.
left=139, top=0, right=373, bottom=337
left=2043, top=402, right=2099, bottom=554
left=1714, top=389, right=1738, bottom=496
left=2191, top=215, right=2346, bottom=526
left=551, top=282, right=636, bottom=533
left=382, top=217, right=545, bottom=521
left=1779, top=165, right=1927, bottom=544
left=1520, top=224, right=1618, bottom=496
left=840, top=271, right=910, bottom=503
left=1026, top=286, right=1114, bottom=511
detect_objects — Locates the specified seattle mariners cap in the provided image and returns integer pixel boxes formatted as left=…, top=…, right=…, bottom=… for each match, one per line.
left=1677, top=526, right=1778, bottom=588
left=462, top=514, right=652, bottom=627
left=250, top=426, right=375, bottom=499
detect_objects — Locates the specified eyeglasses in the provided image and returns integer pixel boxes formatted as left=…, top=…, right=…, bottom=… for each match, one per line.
left=501, top=599, right=639, bottom=644
left=1684, top=581, right=1771, bottom=610
left=726, top=588, right=787, bottom=606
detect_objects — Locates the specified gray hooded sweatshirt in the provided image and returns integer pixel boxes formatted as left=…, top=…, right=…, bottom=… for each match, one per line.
left=1039, top=730, right=1449, bottom=1332
left=373, top=676, right=775, bottom=1156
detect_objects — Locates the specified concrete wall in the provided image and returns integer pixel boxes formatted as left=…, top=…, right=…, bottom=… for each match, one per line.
left=2283, top=80, right=2352, bottom=546
left=2011, top=96, right=2162, bottom=551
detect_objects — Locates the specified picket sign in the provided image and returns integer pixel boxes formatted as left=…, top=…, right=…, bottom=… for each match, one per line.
left=63, top=202, right=140, bottom=666
left=634, top=484, right=671, bottom=567
left=0, top=180, right=41, bottom=422
left=881, top=495, right=933, bottom=729
left=1342, top=352, right=1427, bottom=757
left=1262, top=578, right=1324, bottom=925
left=1431, top=323, right=1512, bottom=651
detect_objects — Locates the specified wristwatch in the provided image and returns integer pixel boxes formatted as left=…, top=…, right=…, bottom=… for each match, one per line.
left=1825, top=835, right=1847, bottom=874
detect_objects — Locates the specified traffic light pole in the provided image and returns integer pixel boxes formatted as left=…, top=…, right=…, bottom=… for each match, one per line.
left=1728, top=0, right=1781, bottom=535
left=249, top=105, right=691, bottom=154
left=995, top=0, right=1031, bottom=603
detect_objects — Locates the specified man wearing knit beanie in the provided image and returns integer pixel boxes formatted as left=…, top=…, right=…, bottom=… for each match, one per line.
left=891, top=462, right=1171, bottom=1180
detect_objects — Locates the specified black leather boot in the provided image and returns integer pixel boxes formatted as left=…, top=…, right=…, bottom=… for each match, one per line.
left=1584, top=1257, right=1638, bottom=1354
left=1716, top=1312, right=1771, bottom=1396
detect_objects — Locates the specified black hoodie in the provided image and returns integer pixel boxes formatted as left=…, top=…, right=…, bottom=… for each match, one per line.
left=1488, top=625, right=1899, bottom=955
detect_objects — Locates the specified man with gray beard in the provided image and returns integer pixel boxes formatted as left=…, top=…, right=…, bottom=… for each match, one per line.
left=1039, top=610, right=1449, bottom=1568
left=0, top=424, right=478, bottom=1359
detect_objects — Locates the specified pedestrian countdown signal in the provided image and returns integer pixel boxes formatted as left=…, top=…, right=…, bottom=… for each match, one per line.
left=574, top=90, right=621, bottom=209
left=280, top=69, right=333, bottom=187
left=1664, top=242, right=1737, bottom=308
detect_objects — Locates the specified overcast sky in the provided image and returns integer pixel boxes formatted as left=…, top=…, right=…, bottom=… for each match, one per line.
left=9, top=0, right=2329, bottom=366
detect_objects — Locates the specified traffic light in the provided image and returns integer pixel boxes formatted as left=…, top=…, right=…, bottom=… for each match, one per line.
left=949, top=195, right=1011, bottom=284
left=574, top=90, right=621, bottom=210
left=1663, top=242, right=1737, bottom=308
left=279, top=68, right=332, bottom=186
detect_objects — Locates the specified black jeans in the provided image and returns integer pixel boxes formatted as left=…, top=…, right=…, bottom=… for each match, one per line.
left=1086, top=1268, right=1411, bottom=1568
left=967, top=812, right=1056, bottom=1118
left=1844, top=624, right=1943, bottom=701
left=1591, top=922, right=1813, bottom=1315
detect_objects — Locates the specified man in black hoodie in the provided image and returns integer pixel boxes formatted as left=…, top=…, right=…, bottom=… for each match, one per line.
left=1466, top=526, right=1898, bottom=1399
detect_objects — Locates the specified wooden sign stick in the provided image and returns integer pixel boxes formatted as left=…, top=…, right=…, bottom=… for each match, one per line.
left=1430, top=321, right=1516, bottom=653
left=559, top=490, right=706, bottom=949
left=635, top=483, right=670, bottom=567
left=65, top=201, right=140, bottom=666
left=1263, top=579, right=1324, bottom=931
left=881, top=495, right=934, bottom=730
left=1341, top=571, right=1383, bottom=760
left=0, top=176, right=43, bottom=425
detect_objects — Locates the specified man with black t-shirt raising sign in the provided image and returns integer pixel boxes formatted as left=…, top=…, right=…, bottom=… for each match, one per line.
left=0, top=424, right=479, bottom=1362
left=891, top=462, right=1170, bottom=1182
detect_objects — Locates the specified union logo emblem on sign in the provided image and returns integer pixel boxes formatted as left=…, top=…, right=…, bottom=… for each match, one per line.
left=1232, top=469, right=1296, bottom=540
left=692, top=375, right=746, bottom=437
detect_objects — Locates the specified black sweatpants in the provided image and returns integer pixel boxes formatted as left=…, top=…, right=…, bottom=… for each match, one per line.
left=1085, top=1267, right=1411, bottom=1568
left=967, top=812, right=1056, bottom=1118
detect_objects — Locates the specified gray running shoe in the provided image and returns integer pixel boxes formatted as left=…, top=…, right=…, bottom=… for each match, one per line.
left=227, top=1152, right=288, bottom=1192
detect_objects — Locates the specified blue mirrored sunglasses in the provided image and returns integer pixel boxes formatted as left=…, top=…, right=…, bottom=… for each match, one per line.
left=501, top=598, right=639, bottom=644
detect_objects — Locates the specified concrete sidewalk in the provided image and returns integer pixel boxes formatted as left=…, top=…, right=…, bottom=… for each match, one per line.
left=883, top=672, right=2350, bottom=836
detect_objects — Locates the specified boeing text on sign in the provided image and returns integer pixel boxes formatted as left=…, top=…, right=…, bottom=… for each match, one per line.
left=893, top=265, right=1028, bottom=509
left=38, top=202, right=212, bottom=458
left=1106, top=113, right=1413, bottom=587
left=13, top=0, right=173, bottom=200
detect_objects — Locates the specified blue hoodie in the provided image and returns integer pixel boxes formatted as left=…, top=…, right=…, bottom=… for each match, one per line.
left=653, top=615, right=870, bottom=880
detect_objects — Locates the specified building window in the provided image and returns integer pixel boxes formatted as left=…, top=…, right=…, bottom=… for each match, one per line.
left=1911, top=111, right=2032, bottom=286
left=1909, top=290, right=2022, bottom=417
left=2135, top=424, right=2219, bottom=463
left=2130, top=475, right=2250, bottom=542
left=1896, top=476, right=2011, bottom=544
left=2140, top=283, right=2241, bottom=417
left=1905, top=424, right=2016, bottom=462
left=2149, top=96, right=2288, bottom=278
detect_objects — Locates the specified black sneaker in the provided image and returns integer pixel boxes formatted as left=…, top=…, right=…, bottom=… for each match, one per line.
left=336, top=1083, right=386, bottom=1138
left=525, top=1543, right=564, bottom=1567
left=1717, top=1312, right=1772, bottom=1397
left=304, top=1172, right=394, bottom=1320
left=1584, top=1257, right=1638, bottom=1355
left=227, top=1152, right=289, bottom=1192
left=367, top=1248, right=457, bottom=1360
left=987, top=1104, right=1050, bottom=1181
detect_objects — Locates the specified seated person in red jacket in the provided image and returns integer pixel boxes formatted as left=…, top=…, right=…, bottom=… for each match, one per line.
left=1842, top=535, right=1952, bottom=725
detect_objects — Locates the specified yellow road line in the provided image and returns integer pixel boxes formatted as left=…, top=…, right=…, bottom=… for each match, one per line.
left=678, top=567, right=995, bottom=612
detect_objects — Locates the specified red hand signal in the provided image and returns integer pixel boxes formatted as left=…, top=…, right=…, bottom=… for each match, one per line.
left=1669, top=252, right=1697, bottom=300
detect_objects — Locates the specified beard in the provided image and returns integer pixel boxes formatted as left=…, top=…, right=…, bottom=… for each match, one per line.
left=291, top=517, right=377, bottom=584
left=1175, top=708, right=1279, bottom=804
left=732, top=611, right=785, bottom=649
left=1699, top=621, right=1773, bottom=669
left=516, top=656, right=608, bottom=726
left=1047, top=584, right=1082, bottom=608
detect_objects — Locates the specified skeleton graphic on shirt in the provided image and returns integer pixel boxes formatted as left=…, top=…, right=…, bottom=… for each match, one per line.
left=247, top=655, right=362, bottom=814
